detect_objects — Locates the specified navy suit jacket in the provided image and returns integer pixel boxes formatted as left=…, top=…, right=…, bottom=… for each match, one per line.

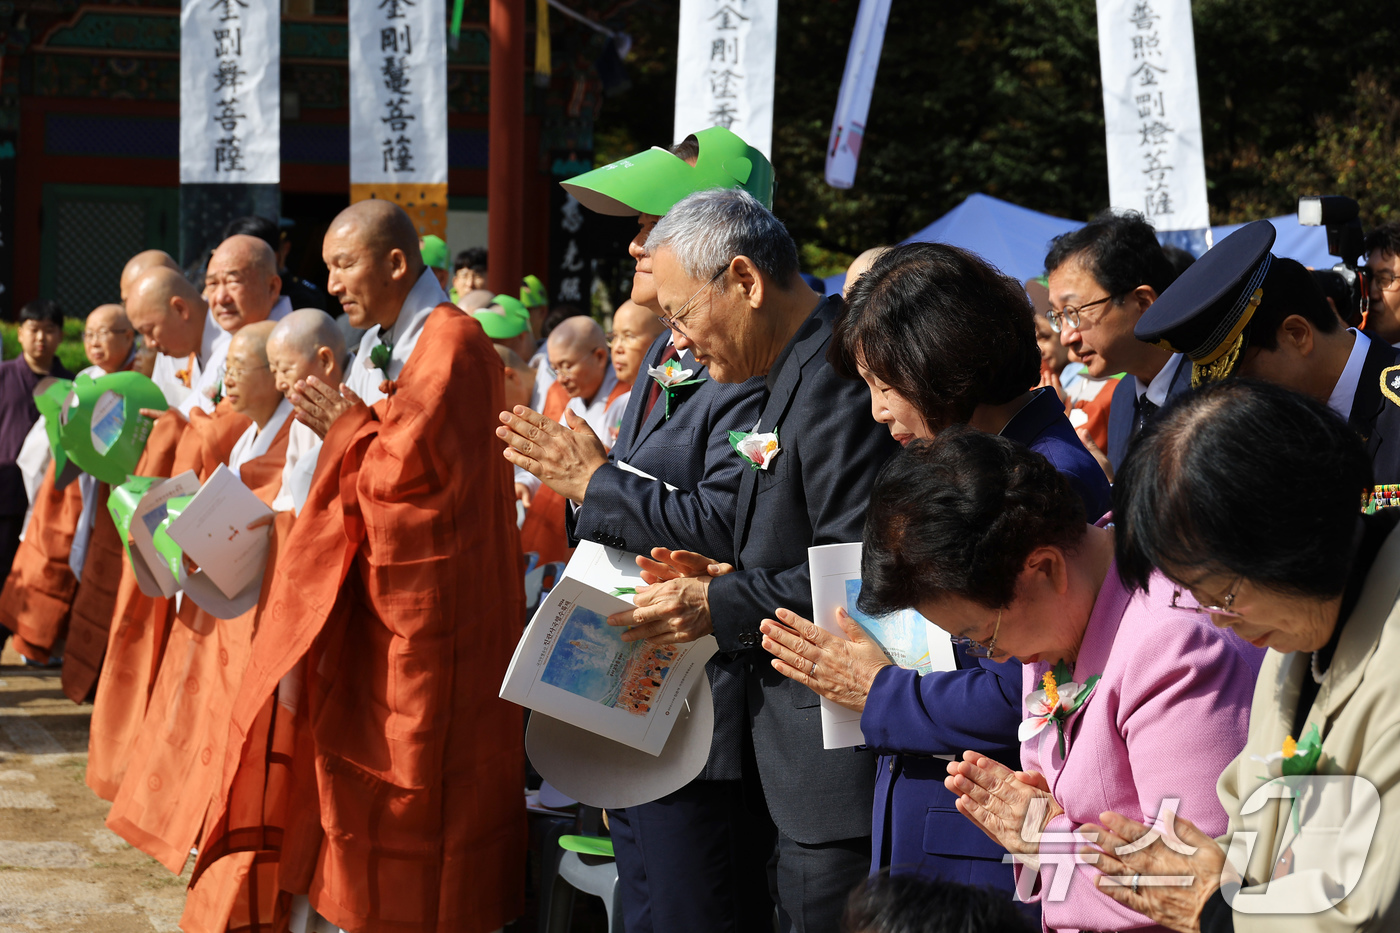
left=571, top=335, right=766, bottom=783
left=1105, top=354, right=1191, bottom=471
left=574, top=335, right=765, bottom=563
left=1350, top=335, right=1400, bottom=488
left=859, top=393, right=1109, bottom=888
left=706, top=295, right=901, bottom=844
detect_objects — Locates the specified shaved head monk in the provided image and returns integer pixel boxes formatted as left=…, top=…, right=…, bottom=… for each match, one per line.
left=519, top=314, right=630, bottom=563
left=120, top=249, right=179, bottom=303
left=1, top=302, right=140, bottom=672
left=205, top=234, right=290, bottom=334
left=494, top=344, right=536, bottom=414
left=189, top=198, right=526, bottom=933
left=126, top=266, right=229, bottom=416
left=107, top=318, right=294, bottom=880
left=265, top=308, right=346, bottom=515
left=610, top=299, right=665, bottom=386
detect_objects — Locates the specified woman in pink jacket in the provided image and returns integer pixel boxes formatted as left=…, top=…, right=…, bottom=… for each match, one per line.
left=854, top=426, right=1264, bottom=932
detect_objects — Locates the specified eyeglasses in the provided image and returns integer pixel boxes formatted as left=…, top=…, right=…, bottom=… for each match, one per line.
left=951, top=609, right=1002, bottom=659
left=1169, top=581, right=1244, bottom=619
left=83, top=328, right=131, bottom=341
left=658, top=266, right=726, bottom=333
left=1047, top=295, right=1114, bottom=334
left=1369, top=268, right=1400, bottom=292
left=224, top=363, right=269, bottom=381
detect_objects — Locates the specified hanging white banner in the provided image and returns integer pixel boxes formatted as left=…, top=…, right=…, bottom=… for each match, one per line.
left=180, top=0, right=280, bottom=184
left=825, top=0, right=891, bottom=189
left=673, top=0, right=777, bottom=159
left=348, top=0, right=448, bottom=187
left=1096, top=0, right=1209, bottom=232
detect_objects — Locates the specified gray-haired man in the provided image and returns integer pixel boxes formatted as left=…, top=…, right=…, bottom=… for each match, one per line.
left=617, top=189, right=900, bottom=931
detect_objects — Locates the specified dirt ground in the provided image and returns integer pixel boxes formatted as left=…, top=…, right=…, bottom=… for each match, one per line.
left=0, top=645, right=608, bottom=933
left=0, top=647, right=191, bottom=933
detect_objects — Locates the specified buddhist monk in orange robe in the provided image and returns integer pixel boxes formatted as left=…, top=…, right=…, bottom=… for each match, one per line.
left=1, top=304, right=138, bottom=669
left=86, top=265, right=250, bottom=801
left=519, top=316, right=630, bottom=566
left=191, top=200, right=525, bottom=933
left=107, top=322, right=293, bottom=872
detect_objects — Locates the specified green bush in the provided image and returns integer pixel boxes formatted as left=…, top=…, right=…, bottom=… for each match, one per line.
left=0, top=319, right=91, bottom=373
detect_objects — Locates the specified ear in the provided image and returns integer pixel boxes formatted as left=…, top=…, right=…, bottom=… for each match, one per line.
left=316, top=345, right=336, bottom=375
left=730, top=255, right=763, bottom=310
left=268, top=271, right=283, bottom=299
left=1278, top=314, right=1314, bottom=356
left=387, top=248, right=410, bottom=281
left=1023, top=545, right=1070, bottom=596
left=1129, top=284, right=1160, bottom=313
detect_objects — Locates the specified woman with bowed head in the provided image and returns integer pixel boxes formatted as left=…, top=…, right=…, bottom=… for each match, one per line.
left=833, top=426, right=1259, bottom=931
left=1080, top=379, right=1400, bottom=933
left=757, top=243, right=1110, bottom=905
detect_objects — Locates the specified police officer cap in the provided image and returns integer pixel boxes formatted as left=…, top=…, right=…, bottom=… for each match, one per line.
left=1134, top=220, right=1277, bottom=387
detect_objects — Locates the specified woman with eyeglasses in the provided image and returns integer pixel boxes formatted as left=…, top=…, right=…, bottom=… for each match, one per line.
left=1064, top=380, right=1400, bottom=933
left=862, top=427, right=1258, bottom=932
left=759, top=243, right=1110, bottom=907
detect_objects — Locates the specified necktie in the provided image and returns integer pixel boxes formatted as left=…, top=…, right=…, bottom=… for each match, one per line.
left=1133, top=394, right=1159, bottom=439
left=644, top=345, right=680, bottom=418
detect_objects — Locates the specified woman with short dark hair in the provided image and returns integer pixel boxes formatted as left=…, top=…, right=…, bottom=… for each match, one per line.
left=761, top=244, right=1110, bottom=900
left=858, top=427, right=1260, bottom=932
left=1079, top=380, right=1400, bottom=933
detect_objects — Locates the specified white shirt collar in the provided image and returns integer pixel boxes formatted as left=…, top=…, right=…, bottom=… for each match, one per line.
left=228, top=398, right=293, bottom=478
left=269, top=295, right=293, bottom=323
left=1135, top=352, right=1184, bottom=407
left=197, top=308, right=222, bottom=369
left=1327, top=328, right=1371, bottom=421
left=347, top=268, right=450, bottom=405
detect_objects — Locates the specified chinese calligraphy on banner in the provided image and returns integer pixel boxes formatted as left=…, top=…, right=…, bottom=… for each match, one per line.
left=673, top=0, right=778, bottom=159
left=825, top=0, right=891, bottom=190
left=179, top=0, right=279, bottom=184
left=348, top=0, right=448, bottom=237
left=1096, top=0, right=1209, bottom=232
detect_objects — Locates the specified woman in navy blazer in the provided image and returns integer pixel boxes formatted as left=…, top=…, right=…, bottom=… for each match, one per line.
left=761, top=244, right=1111, bottom=901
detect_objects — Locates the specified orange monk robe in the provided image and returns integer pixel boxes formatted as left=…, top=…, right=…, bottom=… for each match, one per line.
left=519, top=377, right=630, bottom=566
left=86, top=406, right=250, bottom=801
left=107, top=406, right=292, bottom=872
left=61, top=486, right=124, bottom=702
left=193, top=306, right=526, bottom=933
left=181, top=509, right=311, bottom=933
left=0, top=460, right=85, bottom=663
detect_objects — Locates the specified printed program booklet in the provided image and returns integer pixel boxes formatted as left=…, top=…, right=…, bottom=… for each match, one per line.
left=808, top=542, right=957, bottom=749
left=500, top=540, right=718, bottom=756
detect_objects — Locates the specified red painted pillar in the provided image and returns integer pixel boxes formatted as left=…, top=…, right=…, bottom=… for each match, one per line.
left=487, top=0, right=525, bottom=296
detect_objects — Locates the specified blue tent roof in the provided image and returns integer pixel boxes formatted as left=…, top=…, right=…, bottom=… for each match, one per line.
left=823, top=194, right=1341, bottom=295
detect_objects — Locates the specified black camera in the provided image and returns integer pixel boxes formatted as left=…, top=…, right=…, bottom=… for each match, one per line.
left=1299, top=195, right=1369, bottom=328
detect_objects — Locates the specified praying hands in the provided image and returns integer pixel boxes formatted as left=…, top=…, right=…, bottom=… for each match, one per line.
left=289, top=375, right=362, bottom=439
left=944, top=751, right=1065, bottom=858
left=497, top=405, right=610, bottom=503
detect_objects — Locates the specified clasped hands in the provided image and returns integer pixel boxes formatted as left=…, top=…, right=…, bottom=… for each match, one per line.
left=497, top=406, right=610, bottom=504
left=606, top=548, right=730, bottom=646
left=289, top=376, right=364, bottom=439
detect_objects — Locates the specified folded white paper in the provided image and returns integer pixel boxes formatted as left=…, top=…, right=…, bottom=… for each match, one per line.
left=808, top=542, right=957, bottom=749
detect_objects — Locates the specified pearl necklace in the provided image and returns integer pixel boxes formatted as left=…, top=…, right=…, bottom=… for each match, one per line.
left=1310, top=651, right=1327, bottom=685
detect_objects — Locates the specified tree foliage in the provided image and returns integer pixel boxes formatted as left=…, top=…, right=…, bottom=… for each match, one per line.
left=590, top=0, right=1400, bottom=274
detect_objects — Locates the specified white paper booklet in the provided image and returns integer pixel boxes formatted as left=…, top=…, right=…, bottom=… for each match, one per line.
left=501, top=540, right=718, bottom=756
left=166, top=463, right=274, bottom=600
left=128, top=470, right=203, bottom=599
left=808, top=542, right=957, bottom=749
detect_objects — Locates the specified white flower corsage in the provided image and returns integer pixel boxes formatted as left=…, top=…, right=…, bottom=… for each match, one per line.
left=729, top=422, right=781, bottom=470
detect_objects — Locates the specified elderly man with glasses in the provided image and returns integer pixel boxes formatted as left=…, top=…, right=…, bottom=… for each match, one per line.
left=1043, top=210, right=1189, bottom=475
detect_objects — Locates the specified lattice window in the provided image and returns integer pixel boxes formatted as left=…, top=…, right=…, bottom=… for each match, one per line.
left=53, top=199, right=145, bottom=317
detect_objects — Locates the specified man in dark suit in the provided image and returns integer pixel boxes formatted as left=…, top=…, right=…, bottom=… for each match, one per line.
left=497, top=127, right=777, bottom=933
left=1043, top=211, right=1189, bottom=474
left=1136, top=219, right=1400, bottom=503
left=608, top=188, right=900, bottom=931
